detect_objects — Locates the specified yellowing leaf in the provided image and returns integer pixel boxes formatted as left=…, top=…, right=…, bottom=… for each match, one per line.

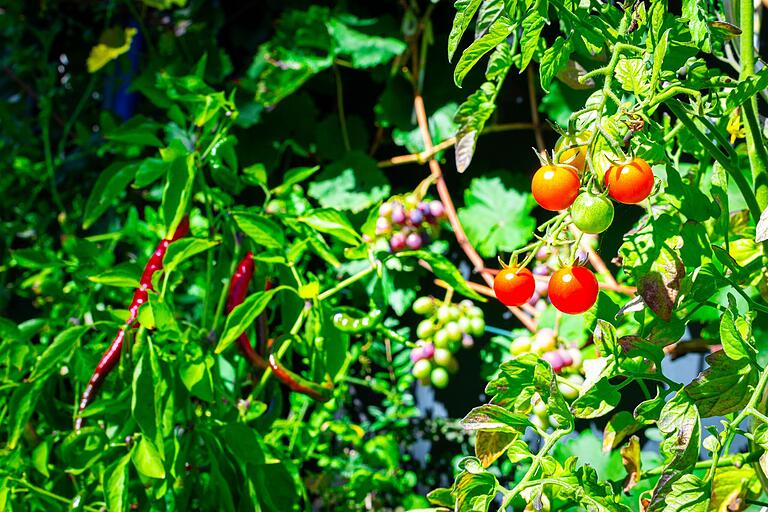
left=86, top=27, right=137, bottom=73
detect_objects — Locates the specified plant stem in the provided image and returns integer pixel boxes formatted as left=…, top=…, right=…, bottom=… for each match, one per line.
left=8, top=477, right=102, bottom=512
left=317, top=265, right=376, bottom=301
left=739, top=0, right=768, bottom=210
left=498, top=429, right=569, bottom=511
left=333, top=65, right=351, bottom=152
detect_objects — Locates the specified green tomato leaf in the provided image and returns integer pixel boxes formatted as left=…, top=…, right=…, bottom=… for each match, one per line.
left=539, top=37, right=572, bottom=92
left=448, top=0, right=485, bottom=62
left=519, top=6, right=547, bottom=70
left=684, top=350, right=757, bottom=416
left=454, top=15, right=513, bottom=87
left=461, top=404, right=531, bottom=431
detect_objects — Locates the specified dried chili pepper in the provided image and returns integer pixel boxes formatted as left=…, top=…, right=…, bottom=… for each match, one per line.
left=225, top=251, right=267, bottom=370
left=75, top=217, right=190, bottom=429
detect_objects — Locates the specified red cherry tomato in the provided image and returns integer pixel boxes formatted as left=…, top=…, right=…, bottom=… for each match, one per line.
left=547, top=266, right=598, bottom=314
left=532, top=164, right=580, bottom=211
left=604, top=158, right=654, bottom=204
left=494, top=267, right=536, bottom=307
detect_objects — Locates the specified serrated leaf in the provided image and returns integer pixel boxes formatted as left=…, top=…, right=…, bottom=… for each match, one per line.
left=297, top=209, right=361, bottom=245
left=307, top=152, right=390, bottom=213
left=448, top=0, right=485, bottom=61
left=683, top=0, right=712, bottom=52
left=685, top=350, right=757, bottom=416
left=457, top=177, right=536, bottom=257
left=519, top=6, right=546, bottom=69
left=454, top=15, right=513, bottom=87
left=461, top=404, right=530, bottom=431
left=539, top=37, right=572, bottom=91
left=615, top=58, right=651, bottom=96
left=327, top=18, right=406, bottom=68
left=719, top=309, right=755, bottom=361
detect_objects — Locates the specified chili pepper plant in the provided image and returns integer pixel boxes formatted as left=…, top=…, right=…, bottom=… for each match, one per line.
left=4, top=1, right=768, bottom=511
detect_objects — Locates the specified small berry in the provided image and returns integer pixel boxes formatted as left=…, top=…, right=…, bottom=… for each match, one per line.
left=462, top=334, right=474, bottom=348
left=405, top=233, right=423, bottom=249
left=375, top=217, right=391, bottom=234
left=391, top=207, right=406, bottom=225
left=379, top=202, right=393, bottom=217
left=409, top=209, right=424, bottom=225
left=390, top=232, right=406, bottom=251
left=429, top=200, right=445, bottom=218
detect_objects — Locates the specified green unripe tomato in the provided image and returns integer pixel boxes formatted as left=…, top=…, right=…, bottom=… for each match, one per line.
left=416, top=319, right=435, bottom=340
left=458, top=316, right=472, bottom=333
left=431, top=367, right=450, bottom=388
left=412, top=359, right=432, bottom=380
left=510, top=337, right=532, bottom=355
left=570, top=192, right=615, bottom=234
left=434, top=329, right=450, bottom=348
left=469, top=317, right=485, bottom=336
left=530, top=413, right=549, bottom=431
left=433, top=348, right=453, bottom=367
left=444, top=322, right=462, bottom=342
left=413, top=296, right=434, bottom=315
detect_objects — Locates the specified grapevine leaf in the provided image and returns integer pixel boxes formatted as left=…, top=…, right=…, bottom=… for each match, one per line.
left=457, top=177, right=537, bottom=257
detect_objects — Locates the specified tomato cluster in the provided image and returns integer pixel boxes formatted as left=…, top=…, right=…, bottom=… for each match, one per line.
left=410, top=297, right=485, bottom=388
left=492, top=133, right=655, bottom=316
left=376, top=195, right=446, bottom=252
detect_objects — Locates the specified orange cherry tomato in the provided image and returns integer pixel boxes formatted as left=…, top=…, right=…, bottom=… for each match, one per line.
left=604, top=158, right=654, bottom=204
left=547, top=266, right=598, bottom=314
left=532, top=164, right=580, bottom=211
left=555, top=131, right=590, bottom=173
left=494, top=267, right=536, bottom=307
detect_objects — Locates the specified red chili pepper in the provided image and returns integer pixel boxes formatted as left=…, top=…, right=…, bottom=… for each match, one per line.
left=267, top=338, right=333, bottom=402
left=75, top=217, right=190, bottom=430
left=226, top=252, right=267, bottom=370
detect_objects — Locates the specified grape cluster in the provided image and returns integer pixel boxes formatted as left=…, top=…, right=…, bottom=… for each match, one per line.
left=409, top=297, right=485, bottom=388
left=509, top=328, right=586, bottom=430
left=376, top=195, right=446, bottom=252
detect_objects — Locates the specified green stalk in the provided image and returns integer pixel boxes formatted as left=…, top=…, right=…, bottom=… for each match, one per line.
left=740, top=0, right=768, bottom=210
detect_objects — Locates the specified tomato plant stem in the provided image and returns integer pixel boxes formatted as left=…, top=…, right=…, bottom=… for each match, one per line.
left=738, top=0, right=768, bottom=210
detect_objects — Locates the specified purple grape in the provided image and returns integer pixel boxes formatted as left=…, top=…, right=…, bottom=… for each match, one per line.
left=390, top=232, right=406, bottom=251
left=535, top=247, right=549, bottom=260
left=542, top=351, right=565, bottom=373
left=409, top=209, right=424, bottom=225
left=462, top=334, right=474, bottom=349
left=410, top=347, right=426, bottom=363
left=418, top=201, right=431, bottom=215
left=379, top=202, right=393, bottom=217
left=391, top=206, right=406, bottom=225
left=376, top=216, right=391, bottom=234
left=429, top=200, right=445, bottom=218
left=421, top=342, right=435, bottom=359
left=527, top=291, right=540, bottom=306
left=557, top=348, right=573, bottom=367
left=533, top=264, right=549, bottom=276
left=406, top=233, right=423, bottom=249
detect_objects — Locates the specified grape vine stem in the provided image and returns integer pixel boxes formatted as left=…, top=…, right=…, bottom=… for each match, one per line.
left=413, top=94, right=538, bottom=332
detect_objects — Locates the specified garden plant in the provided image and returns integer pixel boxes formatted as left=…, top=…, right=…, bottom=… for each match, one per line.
left=4, top=0, right=768, bottom=511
